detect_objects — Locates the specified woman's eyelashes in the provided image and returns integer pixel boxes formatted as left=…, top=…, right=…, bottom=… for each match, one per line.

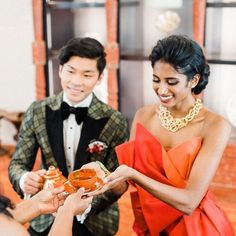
left=152, top=77, right=179, bottom=86
left=152, top=79, right=159, bottom=83
left=167, top=80, right=179, bottom=86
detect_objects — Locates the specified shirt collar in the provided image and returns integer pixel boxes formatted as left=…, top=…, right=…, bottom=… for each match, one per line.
left=63, top=93, right=93, bottom=108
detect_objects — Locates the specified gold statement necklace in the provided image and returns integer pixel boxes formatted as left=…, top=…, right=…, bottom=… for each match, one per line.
left=158, top=98, right=203, bottom=132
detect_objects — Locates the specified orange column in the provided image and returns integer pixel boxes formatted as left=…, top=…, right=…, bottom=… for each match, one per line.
left=192, top=0, right=206, bottom=47
left=105, top=0, right=119, bottom=110
left=192, top=0, right=206, bottom=100
left=32, top=0, right=46, bottom=100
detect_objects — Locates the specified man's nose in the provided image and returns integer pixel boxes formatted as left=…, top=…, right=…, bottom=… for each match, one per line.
left=71, top=75, right=83, bottom=86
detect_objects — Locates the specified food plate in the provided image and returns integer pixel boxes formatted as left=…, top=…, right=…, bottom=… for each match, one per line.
left=64, top=180, right=77, bottom=194
left=83, top=177, right=104, bottom=194
left=63, top=176, right=105, bottom=195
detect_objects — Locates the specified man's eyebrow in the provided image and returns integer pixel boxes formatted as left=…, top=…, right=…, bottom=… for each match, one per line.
left=65, top=64, right=75, bottom=70
left=65, top=64, right=95, bottom=73
left=83, top=70, right=96, bottom=73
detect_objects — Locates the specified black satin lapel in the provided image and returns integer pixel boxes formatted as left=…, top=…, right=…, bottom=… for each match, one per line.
left=74, top=116, right=109, bottom=170
left=46, top=105, right=68, bottom=177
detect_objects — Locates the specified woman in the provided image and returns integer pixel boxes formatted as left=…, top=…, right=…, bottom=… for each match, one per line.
left=0, top=188, right=92, bottom=236
left=87, top=35, right=235, bottom=235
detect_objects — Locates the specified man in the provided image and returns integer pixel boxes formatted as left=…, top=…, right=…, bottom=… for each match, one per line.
left=9, top=37, right=129, bottom=236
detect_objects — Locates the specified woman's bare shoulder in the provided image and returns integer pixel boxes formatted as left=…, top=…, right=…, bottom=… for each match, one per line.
left=135, top=105, right=157, bottom=121
left=0, top=214, right=29, bottom=236
left=203, top=108, right=231, bottom=136
left=130, top=105, right=157, bottom=139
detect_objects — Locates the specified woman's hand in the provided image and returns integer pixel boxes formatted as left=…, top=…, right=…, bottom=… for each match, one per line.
left=63, top=188, right=93, bottom=216
left=106, top=164, right=134, bottom=183
left=86, top=165, right=132, bottom=197
left=31, top=187, right=65, bottom=215
left=48, top=189, right=93, bottom=236
left=80, top=162, right=106, bottom=179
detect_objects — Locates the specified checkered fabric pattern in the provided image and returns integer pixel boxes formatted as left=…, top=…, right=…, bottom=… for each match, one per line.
left=9, top=92, right=129, bottom=235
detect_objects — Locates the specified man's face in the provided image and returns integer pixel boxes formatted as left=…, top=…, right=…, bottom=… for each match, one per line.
left=59, top=56, right=102, bottom=105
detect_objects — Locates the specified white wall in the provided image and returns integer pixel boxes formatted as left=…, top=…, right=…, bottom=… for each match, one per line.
left=0, top=0, right=35, bottom=144
left=204, top=7, right=236, bottom=137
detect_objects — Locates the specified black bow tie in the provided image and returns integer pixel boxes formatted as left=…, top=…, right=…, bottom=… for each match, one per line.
left=60, top=102, right=88, bottom=125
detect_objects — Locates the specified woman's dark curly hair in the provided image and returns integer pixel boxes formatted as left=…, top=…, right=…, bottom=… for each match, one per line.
left=149, top=35, right=210, bottom=95
left=0, top=194, right=15, bottom=218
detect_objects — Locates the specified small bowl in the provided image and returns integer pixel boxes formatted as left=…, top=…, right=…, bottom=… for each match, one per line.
left=64, top=180, right=77, bottom=194
left=68, top=169, right=97, bottom=190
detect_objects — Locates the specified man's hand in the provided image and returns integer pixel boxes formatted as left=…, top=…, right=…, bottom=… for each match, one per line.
left=22, top=169, right=46, bottom=195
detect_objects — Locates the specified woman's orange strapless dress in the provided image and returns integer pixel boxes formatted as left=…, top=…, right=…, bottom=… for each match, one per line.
left=116, top=124, right=235, bottom=236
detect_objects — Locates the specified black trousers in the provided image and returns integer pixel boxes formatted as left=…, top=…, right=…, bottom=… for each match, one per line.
left=28, top=217, right=93, bottom=236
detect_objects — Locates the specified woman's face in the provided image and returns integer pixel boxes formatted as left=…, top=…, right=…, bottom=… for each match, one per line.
left=152, top=61, right=192, bottom=107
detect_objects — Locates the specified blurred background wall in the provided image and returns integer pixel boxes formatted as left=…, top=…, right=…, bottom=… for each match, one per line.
left=1, top=0, right=236, bottom=145
left=0, top=0, right=34, bottom=144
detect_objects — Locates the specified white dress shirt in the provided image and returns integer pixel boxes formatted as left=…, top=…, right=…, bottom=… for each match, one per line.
left=62, top=93, right=92, bottom=173
left=63, top=93, right=93, bottom=223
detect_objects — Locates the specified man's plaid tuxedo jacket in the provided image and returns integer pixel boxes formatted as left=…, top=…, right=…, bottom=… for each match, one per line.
left=9, top=92, right=129, bottom=235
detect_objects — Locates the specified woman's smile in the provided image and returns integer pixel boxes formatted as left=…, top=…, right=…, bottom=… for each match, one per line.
left=158, top=94, right=173, bottom=104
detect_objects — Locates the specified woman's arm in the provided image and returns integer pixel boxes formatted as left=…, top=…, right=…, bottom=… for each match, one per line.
left=2, top=188, right=90, bottom=236
left=48, top=189, right=92, bottom=236
left=106, top=115, right=231, bottom=215
left=8, top=187, right=64, bottom=224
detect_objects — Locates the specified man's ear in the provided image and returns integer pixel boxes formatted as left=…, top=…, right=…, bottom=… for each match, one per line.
left=96, top=73, right=104, bottom=85
left=58, top=65, right=63, bottom=78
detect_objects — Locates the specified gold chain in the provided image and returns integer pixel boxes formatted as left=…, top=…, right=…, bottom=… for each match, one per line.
left=158, top=99, right=203, bottom=132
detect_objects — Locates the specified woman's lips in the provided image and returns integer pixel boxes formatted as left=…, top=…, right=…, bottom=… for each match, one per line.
left=159, top=95, right=173, bottom=103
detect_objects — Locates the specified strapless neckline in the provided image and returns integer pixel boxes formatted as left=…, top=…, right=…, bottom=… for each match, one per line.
left=137, top=123, right=202, bottom=151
